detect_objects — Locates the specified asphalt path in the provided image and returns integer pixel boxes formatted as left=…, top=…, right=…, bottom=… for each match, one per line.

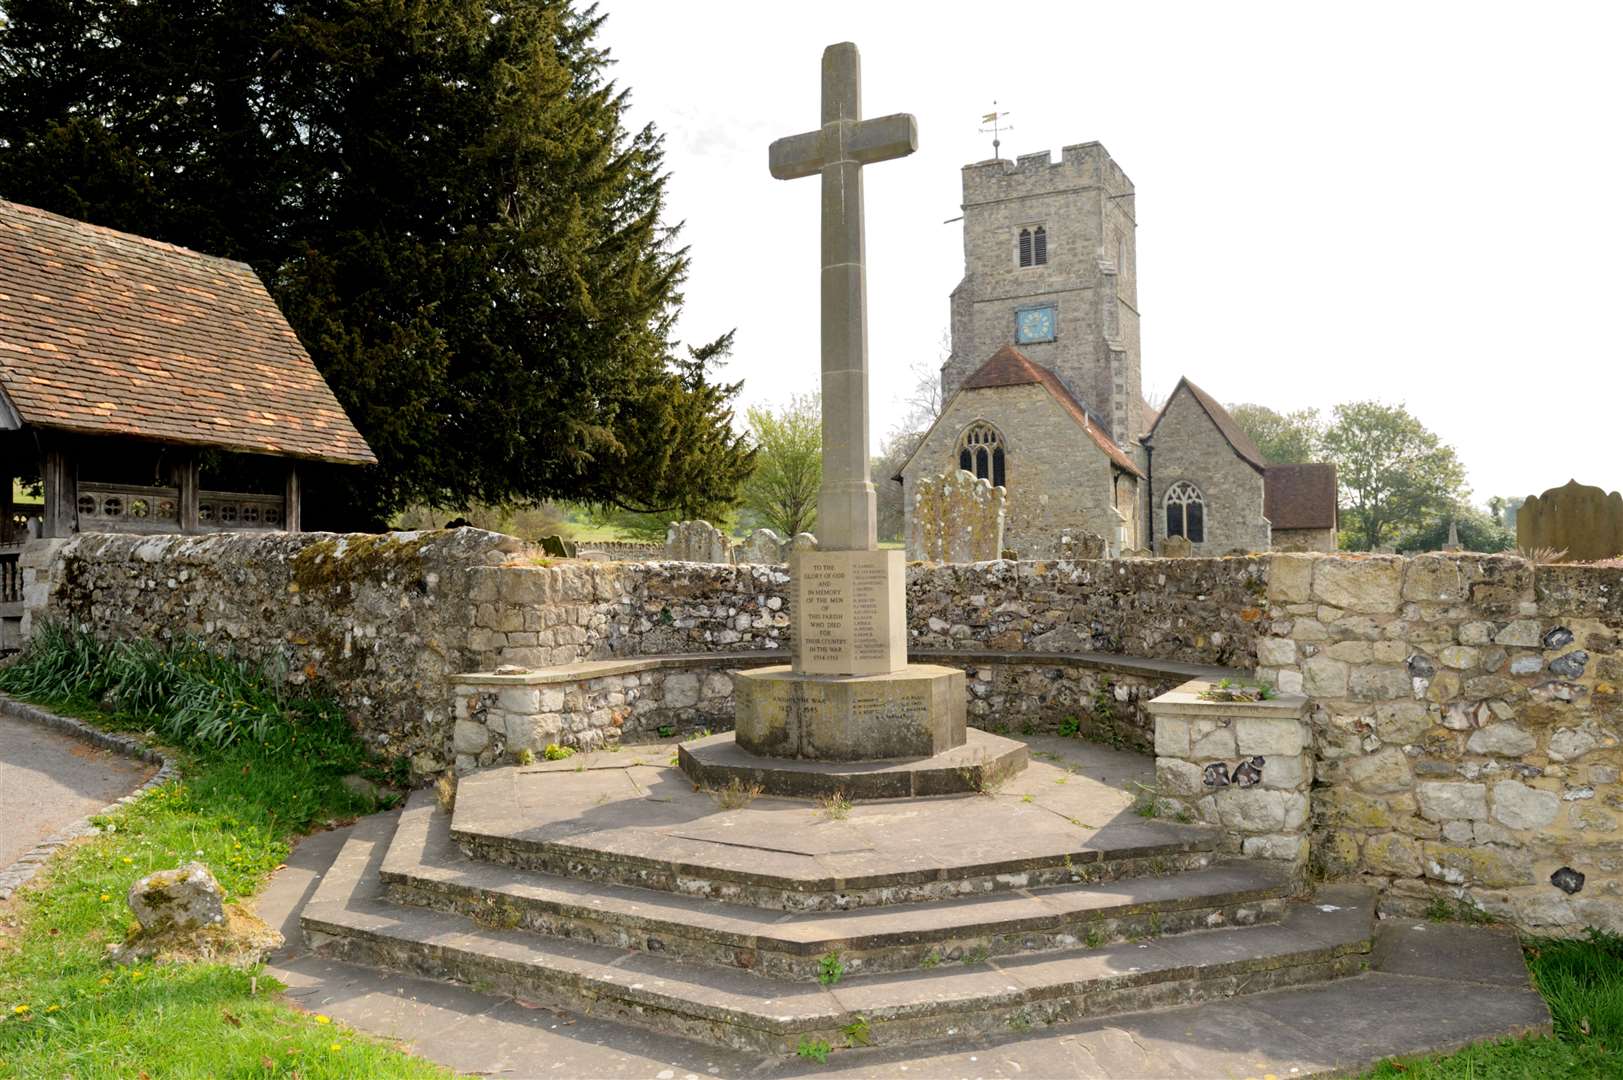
left=0, top=712, right=154, bottom=872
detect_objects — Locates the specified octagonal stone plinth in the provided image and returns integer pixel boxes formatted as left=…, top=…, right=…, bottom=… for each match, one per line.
left=733, top=663, right=965, bottom=762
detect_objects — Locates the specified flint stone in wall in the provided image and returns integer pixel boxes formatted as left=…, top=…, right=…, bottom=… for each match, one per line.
left=1348, top=746, right=1413, bottom=794
left=1491, top=781, right=1560, bottom=830
left=1466, top=723, right=1537, bottom=757
left=1416, top=781, right=1488, bottom=822
left=1403, top=556, right=1464, bottom=602
left=1422, top=842, right=1535, bottom=887
left=1547, top=727, right=1600, bottom=762
left=1313, top=558, right=1402, bottom=613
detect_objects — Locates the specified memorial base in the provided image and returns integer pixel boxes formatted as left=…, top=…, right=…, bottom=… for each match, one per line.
left=733, top=663, right=965, bottom=761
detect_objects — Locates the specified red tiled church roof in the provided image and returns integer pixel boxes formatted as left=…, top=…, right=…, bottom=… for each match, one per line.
left=0, top=200, right=375, bottom=464
left=961, top=345, right=1143, bottom=477
left=1266, top=462, right=1339, bottom=531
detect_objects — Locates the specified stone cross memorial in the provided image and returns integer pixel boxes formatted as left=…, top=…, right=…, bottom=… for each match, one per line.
left=724, top=42, right=968, bottom=765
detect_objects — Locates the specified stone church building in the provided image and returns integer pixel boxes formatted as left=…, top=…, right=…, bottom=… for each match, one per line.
left=900, top=142, right=1337, bottom=558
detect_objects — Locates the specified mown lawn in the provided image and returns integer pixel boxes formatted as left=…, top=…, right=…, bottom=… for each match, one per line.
left=0, top=626, right=450, bottom=1079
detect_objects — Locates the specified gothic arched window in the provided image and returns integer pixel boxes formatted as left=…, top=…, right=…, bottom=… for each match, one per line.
left=958, top=423, right=1006, bottom=487
left=1165, top=481, right=1205, bottom=543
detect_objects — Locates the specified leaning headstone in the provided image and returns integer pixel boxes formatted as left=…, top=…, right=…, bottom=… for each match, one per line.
left=791, top=532, right=818, bottom=552
left=736, top=528, right=786, bottom=564
left=907, top=469, right=1006, bottom=563
left=539, top=534, right=576, bottom=559
left=1057, top=529, right=1106, bottom=561
left=1518, top=479, right=1623, bottom=562
left=1160, top=535, right=1194, bottom=558
left=664, top=520, right=731, bottom=563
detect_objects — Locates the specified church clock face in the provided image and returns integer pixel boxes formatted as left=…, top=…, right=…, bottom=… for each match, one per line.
left=1015, top=305, right=1056, bottom=344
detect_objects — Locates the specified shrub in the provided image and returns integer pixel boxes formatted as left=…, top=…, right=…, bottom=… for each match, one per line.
left=0, top=621, right=360, bottom=768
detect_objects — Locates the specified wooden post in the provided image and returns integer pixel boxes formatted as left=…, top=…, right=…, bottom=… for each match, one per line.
left=174, top=452, right=199, bottom=533
left=284, top=463, right=302, bottom=532
left=0, top=465, right=13, bottom=545
left=41, top=447, right=76, bottom=539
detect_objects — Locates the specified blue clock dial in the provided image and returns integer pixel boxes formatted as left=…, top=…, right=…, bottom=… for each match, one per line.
left=1015, top=306, right=1055, bottom=344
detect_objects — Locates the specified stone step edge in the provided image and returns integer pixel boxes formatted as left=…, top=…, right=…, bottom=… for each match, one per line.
left=384, top=794, right=1294, bottom=968
left=301, top=892, right=1370, bottom=1055
left=301, top=818, right=1374, bottom=1053
left=451, top=828, right=1221, bottom=912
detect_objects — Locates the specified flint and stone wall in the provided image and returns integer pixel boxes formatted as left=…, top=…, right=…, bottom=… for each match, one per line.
left=28, top=532, right=1623, bottom=933
left=1254, top=554, right=1622, bottom=932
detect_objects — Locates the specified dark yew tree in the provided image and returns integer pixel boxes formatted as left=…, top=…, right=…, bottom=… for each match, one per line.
left=0, top=1, right=752, bottom=525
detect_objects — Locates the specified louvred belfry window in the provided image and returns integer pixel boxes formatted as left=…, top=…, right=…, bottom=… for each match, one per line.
left=1033, top=226, right=1047, bottom=265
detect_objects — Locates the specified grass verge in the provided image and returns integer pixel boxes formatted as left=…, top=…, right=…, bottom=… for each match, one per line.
left=1360, top=929, right=1621, bottom=1078
left=0, top=624, right=446, bottom=1078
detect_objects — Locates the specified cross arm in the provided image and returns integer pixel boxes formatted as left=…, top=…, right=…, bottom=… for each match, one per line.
left=848, top=113, right=918, bottom=166
left=769, top=130, right=822, bottom=180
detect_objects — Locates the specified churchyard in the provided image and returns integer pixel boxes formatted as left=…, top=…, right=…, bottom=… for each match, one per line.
left=1, top=9, right=1621, bottom=1080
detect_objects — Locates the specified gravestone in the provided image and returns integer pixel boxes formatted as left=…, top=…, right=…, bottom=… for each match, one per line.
left=1058, top=528, right=1107, bottom=561
left=735, top=528, right=786, bottom=564
left=539, top=534, right=576, bottom=559
left=1160, top=535, right=1194, bottom=558
left=791, top=531, right=818, bottom=552
left=907, top=469, right=1005, bottom=563
left=724, top=42, right=967, bottom=764
left=1518, top=479, right=1623, bottom=562
left=664, top=520, right=731, bottom=563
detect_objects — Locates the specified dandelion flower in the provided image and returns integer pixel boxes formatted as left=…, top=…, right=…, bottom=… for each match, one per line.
left=45, top=1005, right=60, bottom=1014
left=121, top=857, right=133, bottom=865
left=314, top=1014, right=332, bottom=1025
left=11, top=1004, right=28, bottom=1015
left=329, top=1042, right=343, bottom=1052
left=130, top=971, right=144, bottom=981
left=99, top=893, right=111, bottom=902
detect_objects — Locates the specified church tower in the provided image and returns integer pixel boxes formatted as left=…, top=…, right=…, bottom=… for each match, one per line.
left=940, top=142, right=1143, bottom=445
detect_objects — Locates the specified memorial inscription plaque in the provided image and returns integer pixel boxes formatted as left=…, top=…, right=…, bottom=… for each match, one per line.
left=792, top=549, right=905, bottom=676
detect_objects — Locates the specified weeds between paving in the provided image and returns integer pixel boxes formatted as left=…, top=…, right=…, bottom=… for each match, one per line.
left=0, top=624, right=447, bottom=1079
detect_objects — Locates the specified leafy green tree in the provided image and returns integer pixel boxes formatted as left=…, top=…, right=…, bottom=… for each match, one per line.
left=0, top=1, right=751, bottom=526
left=741, top=394, right=821, bottom=539
left=1394, top=506, right=1515, bottom=554
left=1320, top=402, right=1468, bottom=551
left=1228, top=404, right=1323, bottom=465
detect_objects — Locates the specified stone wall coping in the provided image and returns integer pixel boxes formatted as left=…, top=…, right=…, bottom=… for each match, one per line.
left=911, top=648, right=1238, bottom=683
left=453, top=648, right=1238, bottom=687
left=451, top=652, right=785, bottom=685
left=1145, top=679, right=1309, bottom=719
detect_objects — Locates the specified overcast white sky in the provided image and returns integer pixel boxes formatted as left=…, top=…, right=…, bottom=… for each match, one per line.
left=599, top=1, right=1622, bottom=504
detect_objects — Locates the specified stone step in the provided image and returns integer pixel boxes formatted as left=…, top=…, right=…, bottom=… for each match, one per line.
left=385, top=791, right=1293, bottom=981
left=303, top=812, right=1373, bottom=1056
left=448, top=760, right=1223, bottom=911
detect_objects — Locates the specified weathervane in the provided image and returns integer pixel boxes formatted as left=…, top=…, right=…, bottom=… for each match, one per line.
left=979, top=102, right=1012, bottom=159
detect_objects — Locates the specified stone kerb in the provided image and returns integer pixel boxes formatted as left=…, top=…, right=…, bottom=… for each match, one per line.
left=907, top=468, right=1006, bottom=563
left=1147, top=680, right=1312, bottom=874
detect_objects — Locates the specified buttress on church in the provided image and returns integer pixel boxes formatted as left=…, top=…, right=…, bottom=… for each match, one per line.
left=899, top=142, right=1338, bottom=559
